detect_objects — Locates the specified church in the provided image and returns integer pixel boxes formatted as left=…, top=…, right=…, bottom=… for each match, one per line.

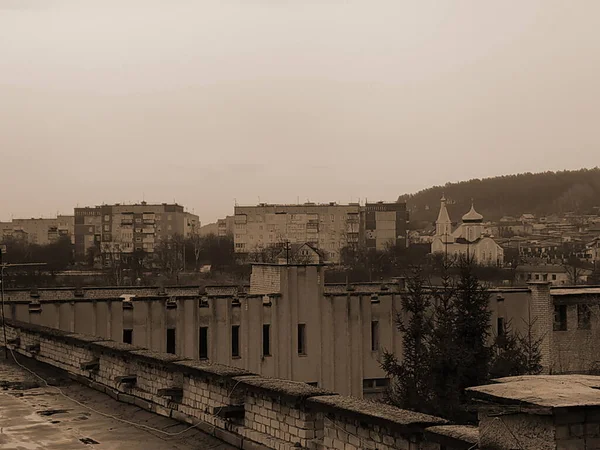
left=431, top=196, right=504, bottom=266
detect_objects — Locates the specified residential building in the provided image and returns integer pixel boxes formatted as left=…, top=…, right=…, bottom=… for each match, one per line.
left=364, top=201, right=408, bottom=250
left=0, top=216, right=74, bottom=245
left=431, top=196, right=504, bottom=266
left=514, top=264, right=570, bottom=285
left=233, top=203, right=363, bottom=262
left=74, top=203, right=199, bottom=261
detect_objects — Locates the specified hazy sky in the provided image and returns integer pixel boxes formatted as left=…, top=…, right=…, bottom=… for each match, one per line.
left=1, top=1, right=599, bottom=224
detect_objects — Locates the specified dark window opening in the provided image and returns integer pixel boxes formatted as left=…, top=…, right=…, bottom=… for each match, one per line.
left=578, top=304, right=591, bottom=330
left=123, top=329, right=133, bottom=344
left=232, top=325, right=240, bottom=358
left=371, top=321, right=379, bottom=351
left=262, top=324, right=271, bottom=356
left=199, top=327, right=208, bottom=359
left=497, top=317, right=505, bottom=337
left=362, top=378, right=390, bottom=391
left=554, top=305, right=567, bottom=331
left=166, top=328, right=176, bottom=354
left=298, top=324, right=306, bottom=355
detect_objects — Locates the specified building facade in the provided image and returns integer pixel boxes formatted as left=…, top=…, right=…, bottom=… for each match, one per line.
left=0, top=216, right=74, bottom=245
left=233, top=203, right=363, bottom=263
left=364, top=201, right=408, bottom=250
left=74, top=203, right=199, bottom=261
left=431, top=196, right=504, bottom=266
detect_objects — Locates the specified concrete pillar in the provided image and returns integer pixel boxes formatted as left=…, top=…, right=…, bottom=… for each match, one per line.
left=178, top=298, right=198, bottom=359
left=132, top=301, right=149, bottom=349
left=528, top=281, right=553, bottom=374
left=109, top=300, right=123, bottom=343
left=150, top=299, right=166, bottom=352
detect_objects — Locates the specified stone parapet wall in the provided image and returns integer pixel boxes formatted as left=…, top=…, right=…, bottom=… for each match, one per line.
left=1, top=319, right=459, bottom=450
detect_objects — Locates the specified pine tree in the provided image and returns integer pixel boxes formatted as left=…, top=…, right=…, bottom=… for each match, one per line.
left=381, top=267, right=433, bottom=412
left=452, top=256, right=492, bottom=401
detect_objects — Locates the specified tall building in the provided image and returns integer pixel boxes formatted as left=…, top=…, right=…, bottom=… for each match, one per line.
left=431, top=196, right=504, bottom=265
left=0, top=216, right=74, bottom=245
left=233, top=203, right=362, bottom=262
left=74, top=203, right=199, bottom=261
left=364, top=201, right=408, bottom=250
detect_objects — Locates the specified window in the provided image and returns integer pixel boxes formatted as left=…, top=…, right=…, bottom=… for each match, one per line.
left=371, top=321, right=379, bottom=351
left=552, top=274, right=557, bottom=281
left=168, top=214, right=172, bottom=221
left=535, top=274, right=540, bottom=280
left=298, top=324, right=306, bottom=355
left=104, top=215, right=110, bottom=222
left=497, top=318, right=505, bottom=337
left=362, top=378, right=390, bottom=392
left=542, top=274, right=548, bottom=281
left=166, top=328, right=176, bottom=354
left=578, top=304, right=591, bottom=330
left=123, top=329, right=133, bottom=344
left=135, top=218, right=141, bottom=223
left=554, top=305, right=567, bottom=331
left=232, top=325, right=240, bottom=357
left=263, top=324, right=271, bottom=356
left=199, top=327, right=208, bottom=359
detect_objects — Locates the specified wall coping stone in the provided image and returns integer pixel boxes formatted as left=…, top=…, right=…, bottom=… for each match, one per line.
left=90, top=340, right=142, bottom=355
left=424, top=425, right=478, bottom=450
left=173, top=360, right=256, bottom=379
left=308, top=395, right=447, bottom=431
left=6, top=319, right=72, bottom=339
left=234, top=376, right=335, bottom=401
left=129, top=349, right=189, bottom=365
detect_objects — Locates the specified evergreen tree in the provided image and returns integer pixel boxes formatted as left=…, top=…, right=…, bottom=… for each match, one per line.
left=381, top=267, right=433, bottom=412
left=453, top=256, right=492, bottom=400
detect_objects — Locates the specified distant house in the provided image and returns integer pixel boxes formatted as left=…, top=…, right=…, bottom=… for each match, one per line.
left=520, top=213, right=536, bottom=223
left=276, top=243, right=325, bottom=265
left=515, top=264, right=570, bottom=285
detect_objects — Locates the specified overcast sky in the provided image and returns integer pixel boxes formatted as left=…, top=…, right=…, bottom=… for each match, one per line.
left=1, top=1, right=599, bottom=224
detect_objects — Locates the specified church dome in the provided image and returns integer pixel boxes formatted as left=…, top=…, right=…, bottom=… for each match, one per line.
left=462, top=203, right=483, bottom=223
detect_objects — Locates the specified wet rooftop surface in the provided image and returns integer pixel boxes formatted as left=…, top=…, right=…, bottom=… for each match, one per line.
left=0, top=352, right=234, bottom=450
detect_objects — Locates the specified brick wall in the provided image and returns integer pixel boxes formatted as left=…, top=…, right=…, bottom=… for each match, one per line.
left=528, top=282, right=553, bottom=374
left=1, top=319, right=465, bottom=450
left=250, top=266, right=282, bottom=295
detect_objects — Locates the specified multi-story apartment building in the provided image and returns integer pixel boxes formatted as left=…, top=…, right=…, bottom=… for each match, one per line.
left=364, top=201, right=408, bottom=250
left=74, top=203, right=199, bottom=261
left=233, top=203, right=362, bottom=262
left=0, top=216, right=74, bottom=245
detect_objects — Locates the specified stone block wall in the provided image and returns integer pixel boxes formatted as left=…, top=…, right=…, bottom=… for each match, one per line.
left=1, top=319, right=479, bottom=450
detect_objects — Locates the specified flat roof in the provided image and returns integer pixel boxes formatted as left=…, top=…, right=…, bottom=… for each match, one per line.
left=0, top=354, right=233, bottom=450
left=468, top=375, right=600, bottom=409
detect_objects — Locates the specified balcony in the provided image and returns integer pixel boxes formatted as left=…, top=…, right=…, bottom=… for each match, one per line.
left=142, top=227, right=155, bottom=234
left=121, top=219, right=133, bottom=225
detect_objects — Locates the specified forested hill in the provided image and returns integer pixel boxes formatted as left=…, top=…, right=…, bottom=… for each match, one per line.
left=398, top=168, right=600, bottom=225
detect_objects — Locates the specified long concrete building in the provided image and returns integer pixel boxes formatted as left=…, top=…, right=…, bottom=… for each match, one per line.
left=233, top=201, right=407, bottom=263
left=4, top=264, right=600, bottom=398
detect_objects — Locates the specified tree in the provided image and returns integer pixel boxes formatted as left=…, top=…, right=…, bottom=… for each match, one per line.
left=563, top=255, right=586, bottom=285
left=453, top=256, right=492, bottom=399
left=381, top=267, right=433, bottom=412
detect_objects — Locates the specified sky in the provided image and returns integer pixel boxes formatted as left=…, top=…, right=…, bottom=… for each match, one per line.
left=1, top=1, right=599, bottom=224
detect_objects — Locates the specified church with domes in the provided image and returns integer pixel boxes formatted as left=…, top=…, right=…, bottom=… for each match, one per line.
left=431, top=196, right=504, bottom=266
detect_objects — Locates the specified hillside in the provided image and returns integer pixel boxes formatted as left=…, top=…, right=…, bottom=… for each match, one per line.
left=398, top=168, right=600, bottom=225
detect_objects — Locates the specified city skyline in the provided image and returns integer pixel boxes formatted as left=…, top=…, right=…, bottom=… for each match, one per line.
left=2, top=1, right=600, bottom=224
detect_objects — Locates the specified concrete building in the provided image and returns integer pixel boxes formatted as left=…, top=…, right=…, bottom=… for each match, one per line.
left=6, top=263, right=600, bottom=401
left=74, top=203, right=199, bottom=261
left=233, top=203, right=363, bottom=263
left=364, top=201, right=408, bottom=250
left=0, top=216, right=74, bottom=245
left=431, top=196, right=504, bottom=266
left=515, top=264, right=570, bottom=285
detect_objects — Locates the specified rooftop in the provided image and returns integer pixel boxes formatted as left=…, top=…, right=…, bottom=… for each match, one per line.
left=468, top=375, right=600, bottom=410
left=0, top=352, right=233, bottom=450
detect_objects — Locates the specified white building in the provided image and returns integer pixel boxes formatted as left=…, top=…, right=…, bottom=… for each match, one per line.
left=431, top=196, right=504, bottom=266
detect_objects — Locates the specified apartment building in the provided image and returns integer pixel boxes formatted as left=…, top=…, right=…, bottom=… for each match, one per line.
left=0, top=216, right=74, bottom=245
left=233, top=203, right=362, bottom=262
left=364, top=201, right=408, bottom=250
left=74, top=202, right=199, bottom=260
